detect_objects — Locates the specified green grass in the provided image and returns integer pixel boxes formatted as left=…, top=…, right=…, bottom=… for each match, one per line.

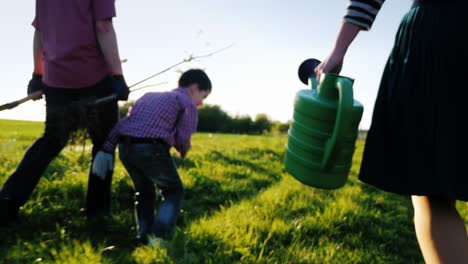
left=0, top=119, right=466, bottom=263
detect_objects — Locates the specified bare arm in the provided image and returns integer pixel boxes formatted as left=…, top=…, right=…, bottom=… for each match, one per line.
left=314, top=22, right=362, bottom=81
left=27, top=30, right=44, bottom=99
left=96, top=19, right=123, bottom=75
left=331, top=22, right=361, bottom=58
left=33, top=30, right=43, bottom=74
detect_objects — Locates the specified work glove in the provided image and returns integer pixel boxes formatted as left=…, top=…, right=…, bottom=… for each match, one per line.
left=27, top=73, right=44, bottom=100
left=112, top=75, right=130, bottom=101
left=92, top=151, right=114, bottom=180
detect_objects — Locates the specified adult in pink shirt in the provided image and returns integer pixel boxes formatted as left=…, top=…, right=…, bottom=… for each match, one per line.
left=0, top=0, right=129, bottom=226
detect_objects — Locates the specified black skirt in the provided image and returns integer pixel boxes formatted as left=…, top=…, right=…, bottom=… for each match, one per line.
left=358, top=1, right=468, bottom=201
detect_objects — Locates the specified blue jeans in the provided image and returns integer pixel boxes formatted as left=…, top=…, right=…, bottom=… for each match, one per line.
left=119, top=141, right=184, bottom=240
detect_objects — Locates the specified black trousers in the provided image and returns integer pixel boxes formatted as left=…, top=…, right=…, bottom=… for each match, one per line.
left=0, top=77, right=118, bottom=215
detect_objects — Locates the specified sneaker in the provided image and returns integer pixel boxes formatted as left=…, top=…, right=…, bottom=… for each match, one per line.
left=147, top=236, right=170, bottom=248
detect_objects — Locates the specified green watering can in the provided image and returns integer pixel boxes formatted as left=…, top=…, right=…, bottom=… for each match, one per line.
left=284, top=59, right=364, bottom=189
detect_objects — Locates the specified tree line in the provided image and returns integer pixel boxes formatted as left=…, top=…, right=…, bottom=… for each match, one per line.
left=119, top=102, right=291, bottom=135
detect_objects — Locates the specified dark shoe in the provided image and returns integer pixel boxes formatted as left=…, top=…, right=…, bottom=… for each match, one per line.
left=86, top=211, right=113, bottom=222
left=84, top=212, right=114, bottom=234
left=81, top=207, right=113, bottom=224
left=0, top=198, right=20, bottom=227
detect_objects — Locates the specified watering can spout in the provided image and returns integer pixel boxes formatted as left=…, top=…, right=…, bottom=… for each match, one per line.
left=284, top=58, right=364, bottom=189
left=298, top=58, right=320, bottom=90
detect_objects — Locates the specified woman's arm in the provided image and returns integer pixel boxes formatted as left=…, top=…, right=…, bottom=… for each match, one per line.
left=314, top=22, right=361, bottom=81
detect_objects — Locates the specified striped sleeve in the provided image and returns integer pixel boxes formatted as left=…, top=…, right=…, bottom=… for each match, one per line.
left=344, top=0, right=385, bottom=30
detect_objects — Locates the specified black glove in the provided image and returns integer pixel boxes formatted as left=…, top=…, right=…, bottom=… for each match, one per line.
left=27, top=73, right=44, bottom=100
left=112, top=75, right=130, bottom=101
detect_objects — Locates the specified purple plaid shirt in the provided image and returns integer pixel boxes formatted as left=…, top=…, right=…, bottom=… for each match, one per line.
left=102, top=87, right=198, bottom=155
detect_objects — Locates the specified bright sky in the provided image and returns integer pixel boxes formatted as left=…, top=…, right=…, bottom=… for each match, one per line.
left=0, top=1, right=412, bottom=129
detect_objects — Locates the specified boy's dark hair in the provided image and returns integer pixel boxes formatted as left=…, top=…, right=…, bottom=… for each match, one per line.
left=178, top=69, right=212, bottom=92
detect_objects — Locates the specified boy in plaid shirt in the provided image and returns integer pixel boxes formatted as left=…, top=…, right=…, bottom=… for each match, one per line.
left=92, top=69, right=211, bottom=243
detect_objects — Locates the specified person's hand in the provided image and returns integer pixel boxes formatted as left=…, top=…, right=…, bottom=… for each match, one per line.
left=92, top=151, right=114, bottom=180
left=127, top=106, right=133, bottom=116
left=112, top=75, right=130, bottom=101
left=174, top=149, right=186, bottom=159
left=27, top=73, right=44, bottom=100
left=314, top=50, right=345, bottom=84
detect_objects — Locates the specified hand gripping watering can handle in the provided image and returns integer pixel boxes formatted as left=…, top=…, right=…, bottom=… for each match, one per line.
left=321, top=77, right=353, bottom=170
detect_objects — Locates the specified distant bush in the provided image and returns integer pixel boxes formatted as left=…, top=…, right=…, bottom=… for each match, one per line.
left=197, top=105, right=287, bottom=134
left=252, top=114, right=272, bottom=134
left=197, top=105, right=231, bottom=132
left=271, top=120, right=291, bottom=134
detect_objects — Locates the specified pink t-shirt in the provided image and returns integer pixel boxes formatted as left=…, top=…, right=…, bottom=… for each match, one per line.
left=33, top=0, right=116, bottom=88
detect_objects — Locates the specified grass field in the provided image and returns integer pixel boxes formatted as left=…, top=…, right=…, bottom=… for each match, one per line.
left=0, top=119, right=466, bottom=263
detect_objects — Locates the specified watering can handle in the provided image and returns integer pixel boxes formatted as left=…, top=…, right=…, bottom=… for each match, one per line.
left=321, top=77, right=353, bottom=170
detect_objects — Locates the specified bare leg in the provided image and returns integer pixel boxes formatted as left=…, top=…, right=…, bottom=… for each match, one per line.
left=412, top=195, right=468, bottom=264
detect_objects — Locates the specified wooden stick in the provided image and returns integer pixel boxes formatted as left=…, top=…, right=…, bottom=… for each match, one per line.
left=0, top=44, right=233, bottom=110
left=0, top=91, right=43, bottom=112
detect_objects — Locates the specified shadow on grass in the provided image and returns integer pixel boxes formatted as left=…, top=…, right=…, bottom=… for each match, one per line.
left=205, top=150, right=282, bottom=181
left=237, top=147, right=284, bottom=161
left=172, top=156, right=197, bottom=170
left=181, top=150, right=282, bottom=221
left=0, top=183, right=247, bottom=263
left=264, top=181, right=423, bottom=263
left=0, top=146, right=285, bottom=263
